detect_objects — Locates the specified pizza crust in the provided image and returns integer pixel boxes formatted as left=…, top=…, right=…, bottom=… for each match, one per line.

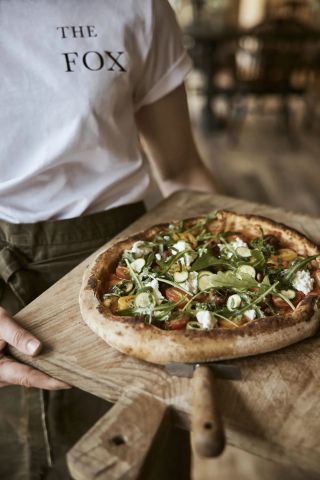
left=79, top=210, right=320, bottom=364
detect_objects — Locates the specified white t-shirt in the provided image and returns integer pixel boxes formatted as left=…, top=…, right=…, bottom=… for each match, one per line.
left=0, top=0, right=192, bottom=223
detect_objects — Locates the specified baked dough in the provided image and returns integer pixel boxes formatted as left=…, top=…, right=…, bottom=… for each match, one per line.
left=79, top=211, right=320, bottom=364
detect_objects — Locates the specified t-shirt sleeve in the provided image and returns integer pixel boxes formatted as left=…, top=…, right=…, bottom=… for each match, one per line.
left=133, top=0, right=193, bottom=111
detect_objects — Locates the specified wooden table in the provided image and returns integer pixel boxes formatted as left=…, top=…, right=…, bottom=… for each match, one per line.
left=10, top=192, right=320, bottom=479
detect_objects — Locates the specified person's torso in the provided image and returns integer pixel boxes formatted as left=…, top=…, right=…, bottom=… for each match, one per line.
left=0, top=0, right=153, bottom=222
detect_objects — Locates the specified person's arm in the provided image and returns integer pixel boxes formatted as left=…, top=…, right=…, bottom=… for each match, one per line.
left=0, top=307, right=70, bottom=389
left=135, top=83, right=217, bottom=197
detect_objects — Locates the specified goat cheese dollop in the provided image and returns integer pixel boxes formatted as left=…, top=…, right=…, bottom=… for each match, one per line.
left=171, top=241, right=196, bottom=269
left=243, top=309, right=256, bottom=321
left=145, top=279, right=164, bottom=304
left=196, top=310, right=217, bottom=330
left=292, top=270, right=314, bottom=295
left=171, top=240, right=190, bottom=253
left=128, top=241, right=153, bottom=258
left=218, top=237, right=248, bottom=259
left=180, top=271, right=199, bottom=294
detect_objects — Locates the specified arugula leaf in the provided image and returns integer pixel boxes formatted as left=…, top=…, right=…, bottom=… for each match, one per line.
left=282, top=254, right=319, bottom=283
left=234, top=281, right=279, bottom=316
left=143, top=252, right=155, bottom=269
left=155, top=276, right=191, bottom=295
left=160, top=251, right=190, bottom=274
left=273, top=291, right=295, bottom=310
left=191, top=253, right=232, bottom=271
left=250, top=236, right=275, bottom=258
left=124, top=259, right=143, bottom=289
left=250, top=249, right=265, bottom=269
left=205, top=271, right=259, bottom=290
left=109, top=281, right=133, bottom=296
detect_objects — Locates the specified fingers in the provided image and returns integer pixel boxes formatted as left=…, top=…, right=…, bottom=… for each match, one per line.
left=0, top=307, right=41, bottom=356
left=0, top=356, right=71, bottom=390
left=0, top=309, right=71, bottom=390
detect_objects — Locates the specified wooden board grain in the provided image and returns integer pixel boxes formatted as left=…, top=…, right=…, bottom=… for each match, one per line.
left=9, top=191, right=320, bottom=476
left=67, top=389, right=169, bottom=480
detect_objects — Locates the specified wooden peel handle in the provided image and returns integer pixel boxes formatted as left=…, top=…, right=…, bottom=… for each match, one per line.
left=67, top=389, right=168, bottom=480
left=191, top=365, right=225, bottom=458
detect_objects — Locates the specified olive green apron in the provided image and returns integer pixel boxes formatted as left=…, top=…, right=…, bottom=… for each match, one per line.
left=0, top=203, right=145, bottom=480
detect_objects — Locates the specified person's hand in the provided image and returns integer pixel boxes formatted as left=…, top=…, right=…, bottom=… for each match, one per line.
left=0, top=307, right=70, bottom=389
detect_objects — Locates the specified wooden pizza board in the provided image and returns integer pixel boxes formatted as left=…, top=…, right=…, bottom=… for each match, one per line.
left=9, top=192, right=320, bottom=478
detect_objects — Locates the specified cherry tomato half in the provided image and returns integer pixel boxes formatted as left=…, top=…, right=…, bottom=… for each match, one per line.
left=115, top=265, right=130, bottom=280
left=107, top=274, right=122, bottom=288
left=166, top=315, right=189, bottom=330
left=164, top=287, right=191, bottom=308
left=272, top=291, right=305, bottom=310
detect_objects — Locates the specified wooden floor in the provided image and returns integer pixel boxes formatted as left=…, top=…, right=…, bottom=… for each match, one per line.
left=188, top=95, right=320, bottom=480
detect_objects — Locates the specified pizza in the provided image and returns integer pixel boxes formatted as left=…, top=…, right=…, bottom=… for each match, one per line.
left=79, top=210, right=320, bottom=364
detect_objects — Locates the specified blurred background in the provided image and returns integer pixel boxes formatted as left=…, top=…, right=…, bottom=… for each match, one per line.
left=169, top=0, right=320, bottom=217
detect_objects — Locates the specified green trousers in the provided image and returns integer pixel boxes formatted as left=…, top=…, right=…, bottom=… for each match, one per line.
left=0, top=203, right=145, bottom=480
